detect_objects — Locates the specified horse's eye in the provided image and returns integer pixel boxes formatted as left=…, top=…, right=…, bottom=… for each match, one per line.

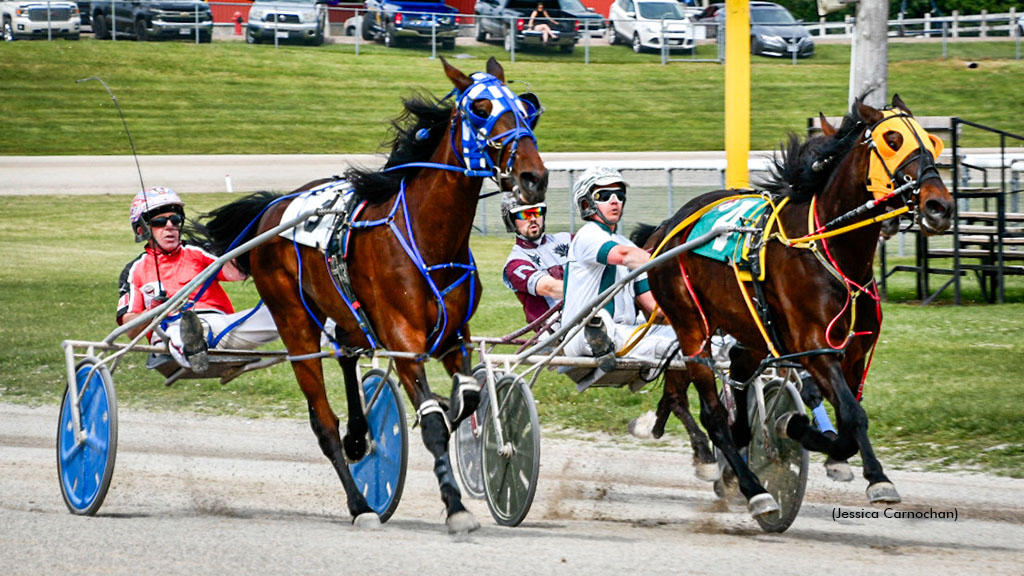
left=883, top=131, right=903, bottom=152
left=471, top=99, right=492, bottom=118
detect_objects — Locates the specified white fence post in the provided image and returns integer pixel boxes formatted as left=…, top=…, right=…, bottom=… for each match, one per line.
left=952, top=9, right=959, bottom=38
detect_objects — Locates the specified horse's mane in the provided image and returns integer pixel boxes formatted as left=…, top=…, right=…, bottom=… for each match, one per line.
left=345, top=93, right=455, bottom=205
left=760, top=101, right=868, bottom=202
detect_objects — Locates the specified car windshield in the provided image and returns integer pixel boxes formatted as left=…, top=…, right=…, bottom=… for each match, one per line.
left=751, top=6, right=797, bottom=25
left=638, top=1, right=685, bottom=20
left=559, top=0, right=587, bottom=10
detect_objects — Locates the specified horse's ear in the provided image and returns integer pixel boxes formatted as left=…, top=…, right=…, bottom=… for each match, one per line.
left=441, top=57, right=473, bottom=93
left=891, top=93, right=912, bottom=115
left=856, top=101, right=884, bottom=126
left=485, top=57, right=505, bottom=83
left=818, top=112, right=837, bottom=137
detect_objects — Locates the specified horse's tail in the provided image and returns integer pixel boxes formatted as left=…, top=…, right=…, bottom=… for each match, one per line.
left=630, top=222, right=661, bottom=250
left=187, top=191, right=283, bottom=275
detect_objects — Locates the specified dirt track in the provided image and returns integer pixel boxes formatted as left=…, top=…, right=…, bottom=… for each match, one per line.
left=2, top=402, right=1022, bottom=575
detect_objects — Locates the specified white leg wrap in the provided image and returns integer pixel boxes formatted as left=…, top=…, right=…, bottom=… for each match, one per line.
left=417, top=398, right=451, bottom=435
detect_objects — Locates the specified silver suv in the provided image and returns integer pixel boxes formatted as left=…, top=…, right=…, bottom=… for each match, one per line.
left=1, top=0, right=80, bottom=40
left=246, top=0, right=326, bottom=45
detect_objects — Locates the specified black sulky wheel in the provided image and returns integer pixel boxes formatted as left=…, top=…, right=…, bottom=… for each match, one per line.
left=57, top=357, right=118, bottom=516
left=481, top=373, right=539, bottom=527
left=348, top=368, right=408, bottom=523
left=748, top=379, right=809, bottom=533
left=453, top=364, right=495, bottom=500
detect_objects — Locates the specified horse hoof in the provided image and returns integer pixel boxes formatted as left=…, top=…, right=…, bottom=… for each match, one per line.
left=627, top=411, right=656, bottom=439
left=867, top=481, right=901, bottom=504
left=693, top=461, right=721, bottom=483
left=825, top=458, right=854, bottom=482
left=747, top=493, right=780, bottom=517
left=447, top=510, right=480, bottom=535
left=352, top=512, right=382, bottom=530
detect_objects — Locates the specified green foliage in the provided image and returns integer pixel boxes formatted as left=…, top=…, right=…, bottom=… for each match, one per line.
left=1, top=39, right=1023, bottom=155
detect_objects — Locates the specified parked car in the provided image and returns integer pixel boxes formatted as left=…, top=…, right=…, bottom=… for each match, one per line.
left=247, top=0, right=326, bottom=45
left=698, top=1, right=813, bottom=58
left=361, top=0, right=460, bottom=48
left=1, top=0, right=80, bottom=40
left=474, top=0, right=580, bottom=53
left=607, top=0, right=703, bottom=53
left=84, top=0, right=212, bottom=42
left=555, top=0, right=603, bottom=38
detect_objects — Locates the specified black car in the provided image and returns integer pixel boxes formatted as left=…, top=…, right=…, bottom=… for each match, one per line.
left=84, top=0, right=213, bottom=42
left=696, top=1, right=813, bottom=58
left=555, top=0, right=604, bottom=38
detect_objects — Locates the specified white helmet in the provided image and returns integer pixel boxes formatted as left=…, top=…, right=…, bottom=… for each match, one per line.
left=572, top=166, right=627, bottom=220
left=130, top=186, right=185, bottom=242
left=500, top=191, right=546, bottom=234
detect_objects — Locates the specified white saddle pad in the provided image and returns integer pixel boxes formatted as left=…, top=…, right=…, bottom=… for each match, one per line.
left=278, top=180, right=354, bottom=250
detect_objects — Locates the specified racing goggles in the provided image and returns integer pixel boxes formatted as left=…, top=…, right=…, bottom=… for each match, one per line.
left=592, top=187, right=626, bottom=204
left=512, top=204, right=546, bottom=220
left=149, top=214, right=184, bottom=228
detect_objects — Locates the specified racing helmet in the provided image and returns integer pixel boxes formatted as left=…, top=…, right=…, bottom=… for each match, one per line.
left=130, top=186, right=185, bottom=242
left=572, top=166, right=627, bottom=220
left=500, top=191, right=547, bottom=235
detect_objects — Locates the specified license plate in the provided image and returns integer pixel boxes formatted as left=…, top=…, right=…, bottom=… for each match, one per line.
left=787, top=44, right=799, bottom=52
left=276, top=31, right=289, bottom=39
left=179, top=28, right=190, bottom=35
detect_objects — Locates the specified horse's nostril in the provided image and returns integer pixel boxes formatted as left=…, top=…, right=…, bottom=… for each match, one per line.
left=926, top=198, right=952, bottom=219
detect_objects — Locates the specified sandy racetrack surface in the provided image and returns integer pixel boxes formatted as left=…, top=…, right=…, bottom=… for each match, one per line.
left=2, top=402, right=1022, bottom=575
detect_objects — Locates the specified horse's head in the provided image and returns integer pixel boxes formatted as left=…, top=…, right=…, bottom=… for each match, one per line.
left=856, top=95, right=953, bottom=236
left=442, top=57, right=548, bottom=206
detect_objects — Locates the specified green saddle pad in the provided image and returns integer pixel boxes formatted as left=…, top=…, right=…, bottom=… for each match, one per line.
left=689, top=196, right=770, bottom=263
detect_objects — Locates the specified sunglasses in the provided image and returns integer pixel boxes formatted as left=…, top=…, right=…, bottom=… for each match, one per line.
left=149, top=214, right=184, bottom=228
left=512, top=206, right=546, bottom=220
left=592, top=188, right=626, bottom=204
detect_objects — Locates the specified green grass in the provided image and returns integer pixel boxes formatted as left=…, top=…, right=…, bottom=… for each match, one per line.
left=0, top=39, right=1022, bottom=155
left=1, top=194, right=1023, bottom=477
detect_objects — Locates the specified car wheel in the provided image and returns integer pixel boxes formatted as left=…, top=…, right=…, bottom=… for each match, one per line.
left=361, top=14, right=374, bottom=40
left=442, top=38, right=455, bottom=50
left=750, top=35, right=760, bottom=56
left=606, top=24, right=617, bottom=45
left=199, top=32, right=212, bottom=44
left=134, top=18, right=148, bottom=41
left=384, top=23, right=397, bottom=47
left=68, top=33, right=81, bottom=41
left=246, top=29, right=260, bottom=44
left=560, top=42, right=574, bottom=54
left=93, top=13, right=109, bottom=39
left=503, top=27, right=513, bottom=51
left=2, top=18, right=13, bottom=42
left=632, top=33, right=642, bottom=53
left=311, top=22, right=324, bottom=46
left=475, top=19, right=486, bottom=41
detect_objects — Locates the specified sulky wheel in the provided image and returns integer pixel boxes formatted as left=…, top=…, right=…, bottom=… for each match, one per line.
left=348, top=368, right=408, bottom=523
left=453, top=364, right=495, bottom=500
left=57, top=358, right=118, bottom=516
left=481, top=373, right=540, bottom=527
left=748, top=379, right=809, bottom=533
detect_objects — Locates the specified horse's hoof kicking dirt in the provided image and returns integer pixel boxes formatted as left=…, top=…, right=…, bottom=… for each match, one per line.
left=748, top=493, right=780, bottom=517
left=447, top=510, right=480, bottom=534
left=825, top=458, right=854, bottom=482
left=693, top=461, right=721, bottom=482
left=627, top=411, right=656, bottom=439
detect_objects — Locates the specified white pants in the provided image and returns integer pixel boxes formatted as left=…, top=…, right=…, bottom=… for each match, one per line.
left=564, top=313, right=734, bottom=366
left=163, top=306, right=279, bottom=369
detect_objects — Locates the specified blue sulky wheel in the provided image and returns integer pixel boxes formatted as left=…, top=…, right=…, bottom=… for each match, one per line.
left=481, top=373, right=540, bottom=527
left=57, top=357, right=118, bottom=516
left=348, top=368, right=408, bottom=523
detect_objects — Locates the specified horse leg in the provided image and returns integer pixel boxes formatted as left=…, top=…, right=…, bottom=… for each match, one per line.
left=798, top=372, right=853, bottom=482
left=779, top=359, right=899, bottom=503
left=337, top=355, right=369, bottom=463
left=440, top=341, right=480, bottom=427
left=397, top=359, right=479, bottom=534
left=689, top=362, right=777, bottom=517
left=660, top=370, right=718, bottom=481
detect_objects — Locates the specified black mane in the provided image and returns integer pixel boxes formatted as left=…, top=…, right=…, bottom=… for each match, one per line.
left=345, top=93, right=454, bottom=205
left=760, top=103, right=868, bottom=202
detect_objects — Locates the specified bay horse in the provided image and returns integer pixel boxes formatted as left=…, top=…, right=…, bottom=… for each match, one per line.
left=194, top=58, right=547, bottom=533
left=633, top=95, right=953, bottom=517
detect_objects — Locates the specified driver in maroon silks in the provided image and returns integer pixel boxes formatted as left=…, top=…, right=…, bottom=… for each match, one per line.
left=500, top=191, right=571, bottom=327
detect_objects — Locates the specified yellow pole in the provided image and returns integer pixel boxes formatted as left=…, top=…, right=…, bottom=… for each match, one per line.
left=724, top=0, right=750, bottom=190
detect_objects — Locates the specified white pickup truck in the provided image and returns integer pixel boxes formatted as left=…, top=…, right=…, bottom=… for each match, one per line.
left=2, top=0, right=80, bottom=40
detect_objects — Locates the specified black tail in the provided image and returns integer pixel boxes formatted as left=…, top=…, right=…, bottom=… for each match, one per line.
left=186, top=191, right=283, bottom=275
left=630, top=223, right=660, bottom=249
